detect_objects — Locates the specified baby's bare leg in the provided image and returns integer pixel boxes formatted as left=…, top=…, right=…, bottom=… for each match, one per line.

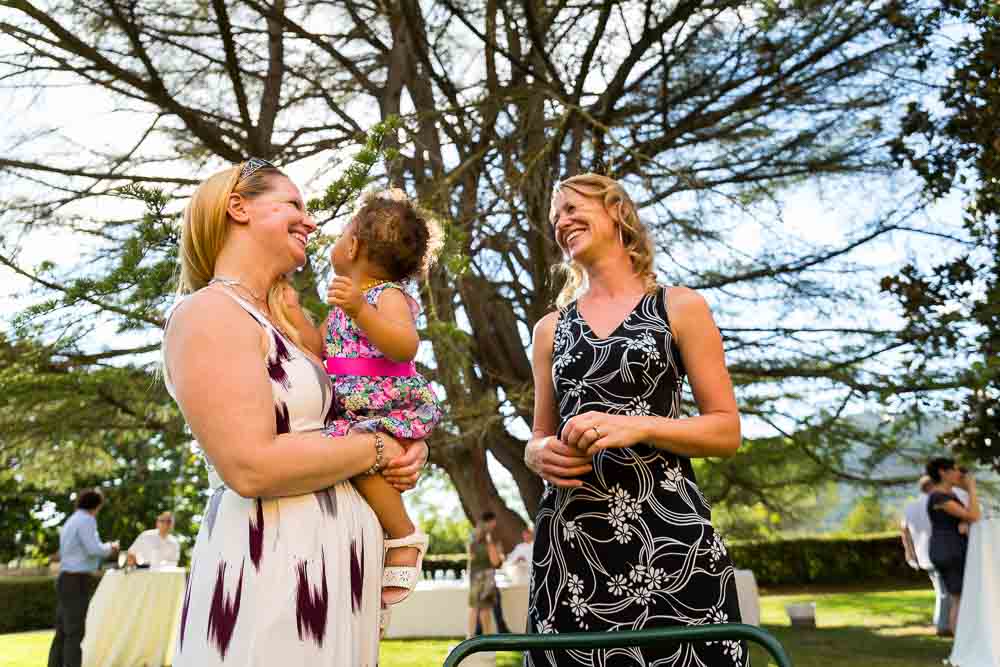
left=353, top=473, right=421, bottom=599
left=353, top=472, right=414, bottom=540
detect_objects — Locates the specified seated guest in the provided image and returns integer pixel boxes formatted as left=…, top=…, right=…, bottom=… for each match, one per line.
left=507, top=526, right=534, bottom=567
left=126, top=511, right=180, bottom=568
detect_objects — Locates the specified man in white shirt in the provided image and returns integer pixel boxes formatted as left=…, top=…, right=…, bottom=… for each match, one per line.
left=507, top=527, right=534, bottom=568
left=126, top=511, right=180, bottom=568
left=901, top=476, right=956, bottom=637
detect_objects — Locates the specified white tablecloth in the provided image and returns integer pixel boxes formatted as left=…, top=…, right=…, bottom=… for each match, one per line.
left=82, top=567, right=187, bottom=667
left=385, top=569, right=761, bottom=638
left=950, top=517, right=1000, bottom=667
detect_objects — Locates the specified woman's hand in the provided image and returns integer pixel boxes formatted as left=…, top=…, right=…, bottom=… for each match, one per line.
left=524, top=435, right=593, bottom=488
left=958, top=521, right=970, bottom=536
left=382, top=439, right=428, bottom=491
left=957, top=472, right=976, bottom=491
left=561, top=411, right=647, bottom=457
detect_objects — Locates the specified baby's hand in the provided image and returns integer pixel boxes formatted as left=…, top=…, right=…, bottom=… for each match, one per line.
left=327, top=276, right=365, bottom=317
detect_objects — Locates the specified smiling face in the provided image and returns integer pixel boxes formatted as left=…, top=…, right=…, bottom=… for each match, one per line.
left=550, top=187, right=619, bottom=263
left=232, top=175, right=315, bottom=271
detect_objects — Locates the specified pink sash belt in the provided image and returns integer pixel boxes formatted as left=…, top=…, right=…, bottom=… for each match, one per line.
left=324, top=356, right=416, bottom=377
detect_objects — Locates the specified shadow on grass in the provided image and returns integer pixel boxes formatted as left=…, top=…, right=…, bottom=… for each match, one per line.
left=749, top=623, right=952, bottom=667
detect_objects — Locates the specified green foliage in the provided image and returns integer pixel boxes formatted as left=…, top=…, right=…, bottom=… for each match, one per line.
left=885, top=0, right=1000, bottom=471
left=841, top=495, right=899, bottom=535
left=0, top=577, right=59, bottom=634
left=420, top=514, right=472, bottom=556
left=728, top=533, right=923, bottom=587
left=696, top=434, right=839, bottom=542
left=307, top=117, right=401, bottom=218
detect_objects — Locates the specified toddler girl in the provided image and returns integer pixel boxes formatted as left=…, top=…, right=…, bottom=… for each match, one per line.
left=306, top=188, right=444, bottom=606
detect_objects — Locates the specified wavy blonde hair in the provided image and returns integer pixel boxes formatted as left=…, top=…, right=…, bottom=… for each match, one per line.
left=552, top=173, right=657, bottom=308
left=178, top=162, right=306, bottom=348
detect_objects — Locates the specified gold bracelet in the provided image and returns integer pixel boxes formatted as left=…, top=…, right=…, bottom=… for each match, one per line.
left=364, top=432, right=385, bottom=476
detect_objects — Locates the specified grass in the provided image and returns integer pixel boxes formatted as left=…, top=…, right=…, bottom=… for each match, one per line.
left=0, top=587, right=951, bottom=666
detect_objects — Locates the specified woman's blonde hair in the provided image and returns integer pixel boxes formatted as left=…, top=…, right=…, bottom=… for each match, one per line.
left=178, top=162, right=307, bottom=347
left=551, top=173, right=657, bottom=308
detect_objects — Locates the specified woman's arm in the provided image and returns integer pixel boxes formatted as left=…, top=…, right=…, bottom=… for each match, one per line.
left=329, top=278, right=419, bottom=362
left=164, top=289, right=400, bottom=498
left=938, top=479, right=981, bottom=522
left=486, top=536, right=503, bottom=568
left=523, top=311, right=594, bottom=487
left=562, top=287, right=741, bottom=459
left=282, top=285, right=325, bottom=359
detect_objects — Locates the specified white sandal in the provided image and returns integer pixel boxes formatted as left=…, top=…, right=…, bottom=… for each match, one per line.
left=381, top=530, right=429, bottom=605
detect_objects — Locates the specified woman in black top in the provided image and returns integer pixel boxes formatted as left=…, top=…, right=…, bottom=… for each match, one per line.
left=925, top=457, right=981, bottom=635
left=524, top=174, right=745, bottom=666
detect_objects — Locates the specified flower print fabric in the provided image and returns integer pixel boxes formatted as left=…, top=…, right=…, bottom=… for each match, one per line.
left=525, top=287, right=747, bottom=667
left=324, top=282, right=443, bottom=440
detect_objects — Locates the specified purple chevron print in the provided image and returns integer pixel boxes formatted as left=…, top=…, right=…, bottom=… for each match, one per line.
left=314, top=488, right=337, bottom=518
left=205, top=487, right=224, bottom=539
left=324, top=388, right=339, bottom=426
left=295, top=548, right=329, bottom=646
left=179, top=563, right=194, bottom=650
left=350, top=538, right=364, bottom=614
left=249, top=498, right=264, bottom=571
left=267, top=330, right=292, bottom=388
left=275, top=401, right=290, bottom=434
left=207, top=560, right=244, bottom=660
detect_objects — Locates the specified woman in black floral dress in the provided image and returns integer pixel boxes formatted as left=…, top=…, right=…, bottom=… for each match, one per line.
left=524, top=174, right=747, bottom=666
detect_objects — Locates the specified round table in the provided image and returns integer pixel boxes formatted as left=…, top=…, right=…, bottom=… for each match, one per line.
left=949, top=516, right=1000, bottom=667
left=81, top=567, right=187, bottom=667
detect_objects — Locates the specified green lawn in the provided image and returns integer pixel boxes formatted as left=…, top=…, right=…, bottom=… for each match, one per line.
left=0, top=587, right=951, bottom=666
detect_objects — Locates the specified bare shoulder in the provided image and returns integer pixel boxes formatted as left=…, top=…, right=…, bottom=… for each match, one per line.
left=664, top=286, right=716, bottom=343
left=164, top=288, right=263, bottom=357
left=532, top=310, right=560, bottom=341
left=376, top=285, right=416, bottom=309
left=167, top=288, right=247, bottom=336
left=665, top=285, right=711, bottom=313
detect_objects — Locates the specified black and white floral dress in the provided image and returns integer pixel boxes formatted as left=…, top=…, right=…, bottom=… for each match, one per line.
left=526, top=287, right=747, bottom=667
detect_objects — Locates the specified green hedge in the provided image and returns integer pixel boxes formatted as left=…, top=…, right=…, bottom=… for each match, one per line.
left=727, top=533, right=924, bottom=587
left=0, top=576, right=57, bottom=634
left=423, top=533, right=926, bottom=588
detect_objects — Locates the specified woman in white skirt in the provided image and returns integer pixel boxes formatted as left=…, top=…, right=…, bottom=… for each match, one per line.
left=163, top=158, right=428, bottom=666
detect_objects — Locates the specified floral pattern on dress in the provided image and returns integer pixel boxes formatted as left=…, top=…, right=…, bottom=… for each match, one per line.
left=323, top=282, right=443, bottom=440
left=526, top=288, right=747, bottom=667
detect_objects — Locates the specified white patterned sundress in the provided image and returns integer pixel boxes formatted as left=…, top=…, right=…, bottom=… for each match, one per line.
left=526, top=287, right=748, bottom=667
left=165, top=288, right=383, bottom=666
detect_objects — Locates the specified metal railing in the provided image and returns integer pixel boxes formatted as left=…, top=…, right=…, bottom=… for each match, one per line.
left=443, top=623, right=792, bottom=667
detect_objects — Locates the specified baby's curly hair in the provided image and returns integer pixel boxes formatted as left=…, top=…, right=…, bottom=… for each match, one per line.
left=352, top=188, right=444, bottom=281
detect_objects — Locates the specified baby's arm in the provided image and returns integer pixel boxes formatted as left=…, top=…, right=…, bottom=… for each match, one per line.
left=353, top=288, right=420, bottom=362
left=327, top=278, right=419, bottom=361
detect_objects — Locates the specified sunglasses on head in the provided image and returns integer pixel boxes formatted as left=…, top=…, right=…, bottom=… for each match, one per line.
left=239, top=157, right=277, bottom=182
